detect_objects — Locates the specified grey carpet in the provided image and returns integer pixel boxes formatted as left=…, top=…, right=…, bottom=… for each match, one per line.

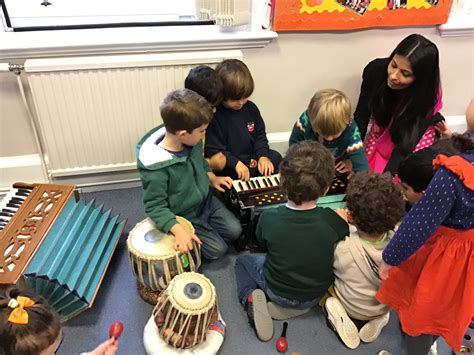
left=58, top=187, right=453, bottom=355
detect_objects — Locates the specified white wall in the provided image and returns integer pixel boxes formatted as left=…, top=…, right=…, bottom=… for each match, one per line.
left=243, top=28, right=474, bottom=132
left=0, top=26, right=473, bottom=188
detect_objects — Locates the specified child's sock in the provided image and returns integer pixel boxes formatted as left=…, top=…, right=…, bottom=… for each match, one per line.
left=267, top=302, right=311, bottom=320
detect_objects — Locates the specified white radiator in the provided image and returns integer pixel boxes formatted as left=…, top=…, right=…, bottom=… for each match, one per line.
left=24, top=50, right=242, bottom=177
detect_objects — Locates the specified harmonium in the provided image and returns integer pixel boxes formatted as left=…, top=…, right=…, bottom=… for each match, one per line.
left=226, top=174, right=347, bottom=250
left=0, top=182, right=126, bottom=320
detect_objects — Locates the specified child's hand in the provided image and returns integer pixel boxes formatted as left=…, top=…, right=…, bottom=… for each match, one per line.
left=235, top=161, right=250, bottom=181
left=171, top=223, right=202, bottom=253
left=207, top=152, right=226, bottom=172
left=86, top=338, right=118, bottom=355
left=379, top=260, right=392, bottom=280
left=434, top=120, right=452, bottom=138
left=258, top=156, right=274, bottom=176
left=335, top=159, right=352, bottom=174
left=210, top=175, right=233, bottom=192
left=335, top=208, right=349, bottom=223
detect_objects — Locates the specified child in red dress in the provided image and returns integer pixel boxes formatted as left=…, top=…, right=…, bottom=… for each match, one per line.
left=377, top=134, right=474, bottom=354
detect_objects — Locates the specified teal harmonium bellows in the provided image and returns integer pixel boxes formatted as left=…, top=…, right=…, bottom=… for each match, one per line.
left=0, top=183, right=126, bottom=321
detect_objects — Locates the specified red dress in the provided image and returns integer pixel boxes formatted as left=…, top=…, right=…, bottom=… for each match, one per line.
left=376, top=155, right=474, bottom=351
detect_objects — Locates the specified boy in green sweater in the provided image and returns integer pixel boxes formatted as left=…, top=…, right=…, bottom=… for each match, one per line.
left=289, top=89, right=368, bottom=174
left=234, top=141, right=349, bottom=342
left=136, top=89, right=242, bottom=259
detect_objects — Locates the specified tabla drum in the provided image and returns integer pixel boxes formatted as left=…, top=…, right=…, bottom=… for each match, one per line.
left=143, top=308, right=226, bottom=355
left=152, top=272, right=218, bottom=349
left=127, top=217, right=201, bottom=304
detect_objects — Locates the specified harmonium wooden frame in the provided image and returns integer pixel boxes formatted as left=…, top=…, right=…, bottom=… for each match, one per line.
left=0, top=183, right=126, bottom=320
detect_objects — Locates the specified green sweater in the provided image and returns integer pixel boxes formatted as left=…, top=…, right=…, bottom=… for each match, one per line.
left=256, top=205, right=348, bottom=301
left=289, top=111, right=368, bottom=172
left=136, top=125, right=211, bottom=233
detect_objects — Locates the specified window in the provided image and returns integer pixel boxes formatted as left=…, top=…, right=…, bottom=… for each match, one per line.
left=438, top=0, right=474, bottom=37
left=0, top=0, right=276, bottom=59
left=1, top=0, right=205, bottom=31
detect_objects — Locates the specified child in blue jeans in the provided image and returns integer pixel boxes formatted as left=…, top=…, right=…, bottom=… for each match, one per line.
left=235, top=141, right=348, bottom=341
left=136, top=89, right=242, bottom=259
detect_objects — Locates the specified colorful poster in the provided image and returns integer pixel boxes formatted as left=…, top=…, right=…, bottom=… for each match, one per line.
left=273, top=0, right=453, bottom=31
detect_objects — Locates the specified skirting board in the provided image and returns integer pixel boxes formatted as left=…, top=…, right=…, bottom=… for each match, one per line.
left=0, top=155, right=47, bottom=194
left=0, top=116, right=468, bottom=195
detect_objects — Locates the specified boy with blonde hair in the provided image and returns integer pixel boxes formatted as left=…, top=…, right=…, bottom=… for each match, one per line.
left=290, top=89, right=368, bottom=174
left=136, top=89, right=242, bottom=259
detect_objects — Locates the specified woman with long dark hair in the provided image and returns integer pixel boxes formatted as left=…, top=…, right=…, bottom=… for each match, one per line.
left=354, top=34, right=443, bottom=174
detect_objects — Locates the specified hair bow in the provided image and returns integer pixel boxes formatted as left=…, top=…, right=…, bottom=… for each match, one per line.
left=7, top=296, right=35, bottom=325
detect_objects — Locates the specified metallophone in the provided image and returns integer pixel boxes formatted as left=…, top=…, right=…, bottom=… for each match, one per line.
left=226, top=174, right=348, bottom=250
left=0, top=182, right=126, bottom=320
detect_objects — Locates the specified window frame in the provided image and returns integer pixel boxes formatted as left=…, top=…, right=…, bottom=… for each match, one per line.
left=1, top=0, right=200, bottom=31
left=0, top=0, right=277, bottom=60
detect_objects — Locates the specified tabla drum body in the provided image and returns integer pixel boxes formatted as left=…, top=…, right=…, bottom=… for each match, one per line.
left=152, top=272, right=218, bottom=349
left=127, top=217, right=201, bottom=303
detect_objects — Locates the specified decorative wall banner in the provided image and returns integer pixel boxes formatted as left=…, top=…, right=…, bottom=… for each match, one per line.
left=273, top=0, right=453, bottom=31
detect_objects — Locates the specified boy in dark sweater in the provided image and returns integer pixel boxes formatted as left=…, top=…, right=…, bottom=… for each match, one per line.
left=136, top=89, right=241, bottom=259
left=184, top=65, right=223, bottom=109
left=204, top=59, right=282, bottom=181
left=289, top=89, right=368, bottom=174
left=184, top=65, right=226, bottom=171
left=234, top=141, right=349, bottom=342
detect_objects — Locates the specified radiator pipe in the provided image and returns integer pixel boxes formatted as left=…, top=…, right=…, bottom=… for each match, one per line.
left=0, top=63, right=24, bottom=74
left=0, top=63, right=10, bottom=72
left=4, top=65, right=51, bottom=183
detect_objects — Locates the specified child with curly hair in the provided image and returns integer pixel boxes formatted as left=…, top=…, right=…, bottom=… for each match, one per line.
left=325, top=172, right=405, bottom=349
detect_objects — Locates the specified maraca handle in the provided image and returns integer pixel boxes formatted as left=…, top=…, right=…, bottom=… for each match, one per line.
left=281, top=321, right=288, bottom=338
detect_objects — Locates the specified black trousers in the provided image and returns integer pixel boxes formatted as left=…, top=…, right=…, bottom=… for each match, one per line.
left=406, top=334, right=438, bottom=355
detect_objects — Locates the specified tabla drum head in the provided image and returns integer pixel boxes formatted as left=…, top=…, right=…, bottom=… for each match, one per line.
left=128, top=217, right=194, bottom=258
left=168, top=272, right=215, bottom=312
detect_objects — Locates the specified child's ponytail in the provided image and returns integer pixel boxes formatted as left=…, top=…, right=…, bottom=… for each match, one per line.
left=0, top=288, right=61, bottom=355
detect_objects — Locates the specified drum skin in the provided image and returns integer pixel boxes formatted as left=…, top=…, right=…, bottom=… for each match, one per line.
left=151, top=272, right=218, bottom=349
left=127, top=217, right=201, bottom=291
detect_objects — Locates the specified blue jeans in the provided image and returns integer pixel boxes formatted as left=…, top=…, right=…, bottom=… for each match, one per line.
left=235, top=254, right=319, bottom=308
left=189, top=192, right=242, bottom=260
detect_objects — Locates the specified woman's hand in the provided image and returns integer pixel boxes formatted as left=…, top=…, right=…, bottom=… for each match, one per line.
left=434, top=121, right=452, bottom=139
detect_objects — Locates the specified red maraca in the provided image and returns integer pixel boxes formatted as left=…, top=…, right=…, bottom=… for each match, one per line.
left=276, top=321, right=288, bottom=352
left=109, top=321, right=124, bottom=339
